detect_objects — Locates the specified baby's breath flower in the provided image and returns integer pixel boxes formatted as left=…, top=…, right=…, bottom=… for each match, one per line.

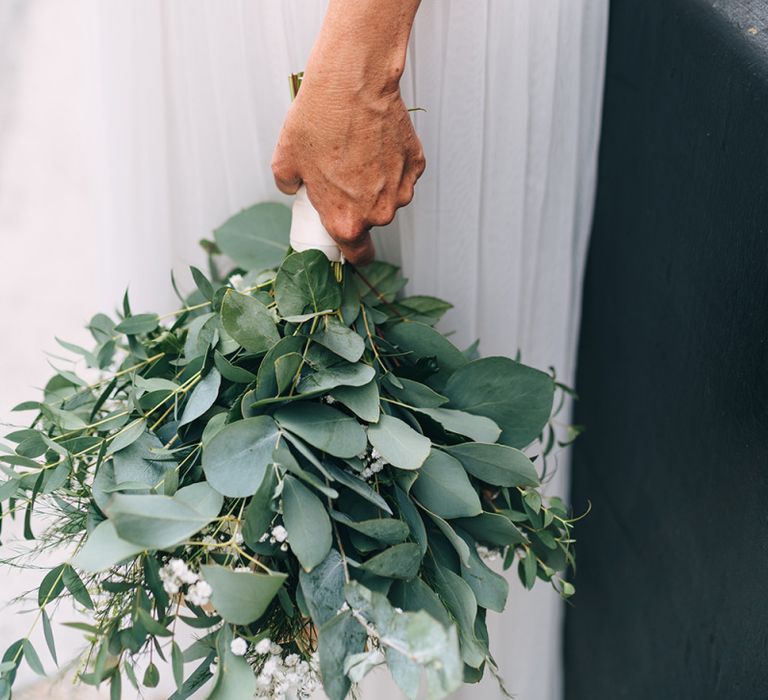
left=230, top=638, right=248, bottom=656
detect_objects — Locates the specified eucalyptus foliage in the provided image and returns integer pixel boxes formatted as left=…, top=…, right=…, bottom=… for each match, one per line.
left=0, top=202, right=581, bottom=700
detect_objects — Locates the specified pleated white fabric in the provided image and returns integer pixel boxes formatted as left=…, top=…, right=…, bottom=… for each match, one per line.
left=0, top=1, right=607, bottom=697
left=96, top=0, right=608, bottom=700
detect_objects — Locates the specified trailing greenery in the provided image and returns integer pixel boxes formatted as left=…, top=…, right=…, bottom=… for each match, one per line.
left=0, top=202, right=581, bottom=700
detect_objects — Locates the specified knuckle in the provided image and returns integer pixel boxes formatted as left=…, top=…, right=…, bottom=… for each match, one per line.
left=397, top=184, right=415, bottom=208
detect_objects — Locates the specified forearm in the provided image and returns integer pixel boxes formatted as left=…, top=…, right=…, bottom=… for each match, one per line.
left=303, top=0, right=421, bottom=97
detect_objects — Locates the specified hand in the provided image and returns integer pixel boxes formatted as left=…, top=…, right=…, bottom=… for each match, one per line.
left=271, top=0, right=424, bottom=264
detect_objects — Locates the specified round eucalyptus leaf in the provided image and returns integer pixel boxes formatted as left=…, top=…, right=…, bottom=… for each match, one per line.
left=367, top=414, right=430, bottom=471
left=445, top=442, right=539, bottom=487
left=274, top=403, right=366, bottom=459
left=213, top=202, right=291, bottom=272
left=442, top=357, right=554, bottom=449
left=411, top=450, right=482, bottom=519
left=282, top=475, right=333, bottom=572
left=220, top=290, right=280, bottom=354
left=274, top=250, right=342, bottom=317
left=202, top=417, right=280, bottom=497
left=201, top=565, right=287, bottom=625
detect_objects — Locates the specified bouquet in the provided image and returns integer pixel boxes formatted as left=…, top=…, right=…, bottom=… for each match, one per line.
left=0, top=202, right=580, bottom=700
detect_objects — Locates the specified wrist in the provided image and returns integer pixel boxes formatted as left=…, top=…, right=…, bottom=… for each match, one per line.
left=303, top=0, right=418, bottom=99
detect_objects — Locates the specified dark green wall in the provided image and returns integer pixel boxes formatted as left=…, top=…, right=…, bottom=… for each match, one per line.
left=565, top=1, right=768, bottom=698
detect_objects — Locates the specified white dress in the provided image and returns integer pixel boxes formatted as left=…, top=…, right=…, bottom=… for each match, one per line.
left=0, top=1, right=607, bottom=697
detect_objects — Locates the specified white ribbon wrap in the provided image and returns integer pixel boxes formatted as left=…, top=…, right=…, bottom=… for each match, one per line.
left=289, top=185, right=343, bottom=262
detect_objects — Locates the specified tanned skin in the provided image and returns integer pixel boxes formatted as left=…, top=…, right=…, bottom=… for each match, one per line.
left=272, top=0, right=424, bottom=264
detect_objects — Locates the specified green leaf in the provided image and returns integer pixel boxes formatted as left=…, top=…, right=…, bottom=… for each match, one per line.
left=62, top=565, right=94, bottom=609
left=313, top=317, right=365, bottom=362
left=110, top=420, right=149, bottom=455
left=297, top=361, right=376, bottom=394
left=322, top=461, right=393, bottom=514
left=136, top=609, right=172, bottom=637
left=394, top=486, right=427, bottom=554
left=344, top=581, right=462, bottom=699
left=353, top=262, right=405, bottom=304
left=274, top=352, right=302, bottom=394
left=174, top=482, right=224, bottom=520
left=208, top=626, right=258, bottom=699
left=454, top=529, right=509, bottom=612
left=329, top=381, right=380, bottom=423
left=299, top=549, right=346, bottom=626
left=202, top=416, right=280, bottom=497
left=429, top=564, right=486, bottom=668
left=317, top=611, right=367, bottom=700
left=521, top=550, right=537, bottom=589
left=171, top=641, right=184, bottom=691
left=282, top=475, right=333, bottom=571
left=38, top=564, right=66, bottom=607
left=255, top=335, right=305, bottom=399
left=367, top=414, right=431, bottom=471
left=361, top=542, right=422, bottom=580
left=214, top=202, right=290, bottom=272
left=190, top=266, right=214, bottom=301
left=386, top=377, right=448, bottom=408
left=106, top=493, right=214, bottom=549
left=274, top=250, right=342, bottom=317
left=213, top=351, right=256, bottom=384
left=390, top=578, right=452, bottom=628
left=413, top=407, right=501, bottom=443
left=111, top=431, right=178, bottom=491
left=442, top=357, right=554, bottom=449
left=274, top=403, right=366, bottom=459
left=220, top=290, right=280, bottom=353
left=73, top=520, right=146, bottom=573
left=410, top=450, right=481, bottom=519
left=242, top=465, right=278, bottom=548
left=179, top=370, right=221, bottom=427
left=445, top=442, right=539, bottom=487
left=273, top=444, right=338, bottom=498
left=115, top=314, right=159, bottom=335
left=200, top=565, right=287, bottom=625
left=331, top=512, right=409, bottom=545
left=143, top=662, right=160, bottom=688
left=110, top=670, right=122, bottom=700
left=420, top=507, right=471, bottom=567
left=41, top=609, right=57, bottom=666
left=385, top=322, right=467, bottom=388
left=453, top=512, right=526, bottom=547
left=22, top=640, right=45, bottom=676
left=392, top=296, right=453, bottom=325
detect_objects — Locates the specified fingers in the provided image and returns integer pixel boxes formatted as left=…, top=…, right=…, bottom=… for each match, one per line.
left=271, top=148, right=302, bottom=195
left=336, top=230, right=376, bottom=265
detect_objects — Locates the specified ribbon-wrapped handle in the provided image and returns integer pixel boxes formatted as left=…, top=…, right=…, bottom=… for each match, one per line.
left=290, top=185, right=343, bottom=262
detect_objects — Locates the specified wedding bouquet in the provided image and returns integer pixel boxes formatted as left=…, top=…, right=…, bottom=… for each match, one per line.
left=0, top=202, right=579, bottom=700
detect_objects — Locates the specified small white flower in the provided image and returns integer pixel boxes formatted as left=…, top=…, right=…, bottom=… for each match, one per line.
left=280, top=543, right=289, bottom=552
left=323, top=395, right=336, bottom=404
left=209, top=661, right=218, bottom=675
left=255, top=638, right=272, bottom=655
left=270, top=643, right=283, bottom=656
left=271, top=525, right=288, bottom=543
left=230, top=638, right=248, bottom=656
left=259, top=532, right=269, bottom=543
left=229, top=274, right=247, bottom=291
left=284, top=654, right=300, bottom=667
left=186, top=580, right=212, bottom=606
left=262, top=657, right=278, bottom=677
left=370, top=448, right=380, bottom=460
